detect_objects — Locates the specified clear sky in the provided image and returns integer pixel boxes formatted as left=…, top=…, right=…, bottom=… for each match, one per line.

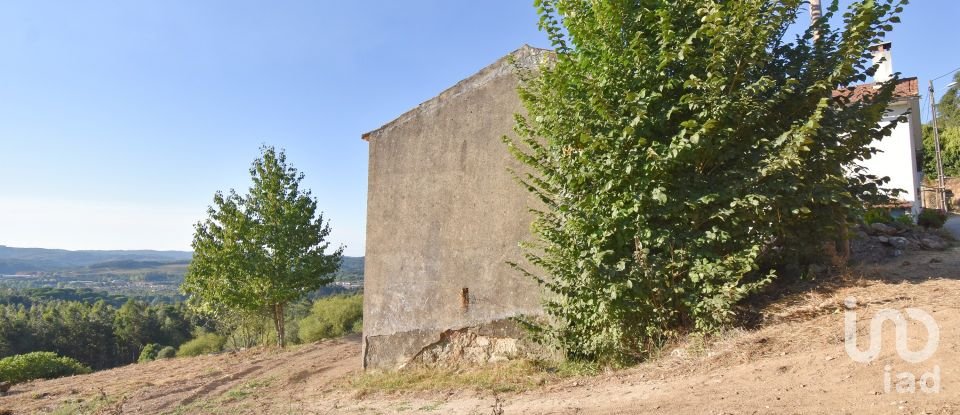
left=1, top=1, right=957, bottom=256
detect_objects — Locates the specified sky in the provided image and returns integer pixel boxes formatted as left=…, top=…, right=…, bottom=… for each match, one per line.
left=0, top=1, right=958, bottom=256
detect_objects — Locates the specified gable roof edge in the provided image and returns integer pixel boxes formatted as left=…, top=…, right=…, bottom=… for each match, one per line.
left=362, top=44, right=551, bottom=142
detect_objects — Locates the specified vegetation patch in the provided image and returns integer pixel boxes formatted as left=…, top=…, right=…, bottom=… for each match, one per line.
left=918, top=208, right=948, bottom=229
left=177, top=332, right=226, bottom=357
left=157, top=346, right=177, bottom=359
left=346, top=360, right=599, bottom=395
left=298, top=294, right=363, bottom=342
left=417, top=401, right=443, bottom=411
left=176, top=331, right=227, bottom=357
left=0, top=352, right=91, bottom=384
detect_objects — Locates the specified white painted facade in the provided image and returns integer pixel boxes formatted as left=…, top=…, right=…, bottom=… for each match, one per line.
left=858, top=42, right=924, bottom=216
left=861, top=97, right=924, bottom=216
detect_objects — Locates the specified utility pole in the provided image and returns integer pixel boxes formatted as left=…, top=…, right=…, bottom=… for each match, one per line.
left=810, top=0, right=822, bottom=41
left=929, top=80, right=948, bottom=210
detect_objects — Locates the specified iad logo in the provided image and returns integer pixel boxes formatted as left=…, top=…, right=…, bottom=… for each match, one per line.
left=843, top=297, right=941, bottom=393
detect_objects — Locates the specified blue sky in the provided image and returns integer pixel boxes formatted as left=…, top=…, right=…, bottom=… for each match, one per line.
left=0, top=1, right=957, bottom=256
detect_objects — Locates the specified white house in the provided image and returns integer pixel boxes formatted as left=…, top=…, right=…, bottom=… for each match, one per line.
left=839, top=42, right=924, bottom=216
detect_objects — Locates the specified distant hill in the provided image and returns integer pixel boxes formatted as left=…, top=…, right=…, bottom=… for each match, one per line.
left=340, top=256, right=364, bottom=274
left=88, top=259, right=192, bottom=270
left=0, top=245, right=364, bottom=280
left=0, top=245, right=193, bottom=274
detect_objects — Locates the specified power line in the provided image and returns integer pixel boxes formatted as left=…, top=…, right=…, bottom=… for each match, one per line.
left=931, top=65, right=960, bottom=81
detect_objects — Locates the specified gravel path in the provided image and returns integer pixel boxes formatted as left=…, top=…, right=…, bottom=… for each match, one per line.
left=945, top=214, right=960, bottom=239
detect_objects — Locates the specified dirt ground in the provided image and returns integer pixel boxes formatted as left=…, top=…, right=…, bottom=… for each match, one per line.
left=4, top=248, right=960, bottom=415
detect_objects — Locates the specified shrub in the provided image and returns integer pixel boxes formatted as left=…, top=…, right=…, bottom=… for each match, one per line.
left=298, top=294, right=362, bottom=342
left=917, top=209, right=948, bottom=229
left=894, top=214, right=914, bottom=227
left=0, top=352, right=91, bottom=384
left=863, top=208, right=892, bottom=225
left=156, top=346, right=176, bottom=359
left=507, top=0, right=905, bottom=363
left=176, top=332, right=226, bottom=357
left=138, top=343, right=161, bottom=363
left=219, top=310, right=275, bottom=350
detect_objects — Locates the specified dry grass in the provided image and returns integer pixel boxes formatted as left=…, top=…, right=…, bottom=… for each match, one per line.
left=345, top=359, right=600, bottom=395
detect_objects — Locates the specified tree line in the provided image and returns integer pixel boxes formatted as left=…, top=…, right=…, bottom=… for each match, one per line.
left=0, top=290, right=362, bottom=386
left=0, top=286, right=157, bottom=308
left=0, top=297, right=200, bottom=370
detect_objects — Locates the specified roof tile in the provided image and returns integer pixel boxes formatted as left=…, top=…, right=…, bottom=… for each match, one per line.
left=832, top=77, right=919, bottom=102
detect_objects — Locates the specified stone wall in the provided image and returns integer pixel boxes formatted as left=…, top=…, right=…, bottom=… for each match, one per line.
left=361, top=46, right=550, bottom=370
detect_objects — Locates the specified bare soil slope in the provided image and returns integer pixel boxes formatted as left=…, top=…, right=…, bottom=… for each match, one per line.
left=1, top=336, right=360, bottom=414
left=4, top=249, right=960, bottom=415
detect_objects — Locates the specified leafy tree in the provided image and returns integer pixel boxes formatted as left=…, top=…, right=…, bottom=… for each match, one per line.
left=922, top=72, right=960, bottom=177
left=507, top=0, right=905, bottom=363
left=113, top=300, right=158, bottom=362
left=155, top=305, right=193, bottom=347
left=182, top=146, right=343, bottom=347
left=84, top=301, right=120, bottom=369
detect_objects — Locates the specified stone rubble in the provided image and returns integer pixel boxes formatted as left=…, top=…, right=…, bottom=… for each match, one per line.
left=851, top=222, right=952, bottom=263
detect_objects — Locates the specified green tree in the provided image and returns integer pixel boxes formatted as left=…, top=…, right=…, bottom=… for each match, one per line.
left=922, top=72, right=960, bottom=177
left=113, top=300, right=157, bottom=362
left=85, top=301, right=120, bottom=369
left=182, top=146, right=343, bottom=347
left=155, top=304, right=192, bottom=347
left=507, top=0, right=905, bottom=363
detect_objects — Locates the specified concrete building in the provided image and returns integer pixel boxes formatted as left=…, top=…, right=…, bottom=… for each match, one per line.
left=361, top=46, right=550, bottom=370
left=360, top=43, right=924, bottom=370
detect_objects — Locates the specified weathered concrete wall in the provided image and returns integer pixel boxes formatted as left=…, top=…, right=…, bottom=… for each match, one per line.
left=362, top=46, right=549, bottom=370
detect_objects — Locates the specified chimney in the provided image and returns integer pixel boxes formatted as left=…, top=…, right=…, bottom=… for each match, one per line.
left=870, top=42, right=893, bottom=84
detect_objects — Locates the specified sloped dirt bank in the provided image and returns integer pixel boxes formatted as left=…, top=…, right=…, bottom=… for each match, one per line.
left=4, top=248, right=960, bottom=414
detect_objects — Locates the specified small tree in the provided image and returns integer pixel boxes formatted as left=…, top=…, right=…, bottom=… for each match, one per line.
left=507, top=0, right=906, bottom=363
left=182, top=146, right=343, bottom=347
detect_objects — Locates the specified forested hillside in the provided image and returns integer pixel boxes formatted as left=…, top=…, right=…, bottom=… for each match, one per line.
left=0, top=246, right=363, bottom=299
left=0, top=245, right=192, bottom=274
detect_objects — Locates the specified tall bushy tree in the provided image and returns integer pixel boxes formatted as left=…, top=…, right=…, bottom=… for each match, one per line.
left=114, top=300, right=156, bottom=361
left=507, top=0, right=906, bottom=363
left=182, top=146, right=343, bottom=347
left=922, top=72, right=960, bottom=177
